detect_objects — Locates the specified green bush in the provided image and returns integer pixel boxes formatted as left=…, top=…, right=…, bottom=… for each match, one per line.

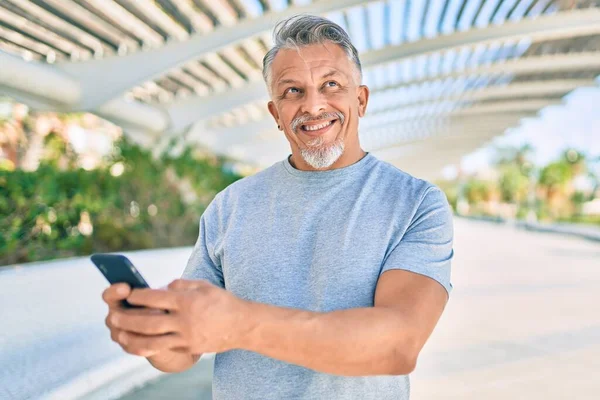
left=0, top=137, right=241, bottom=266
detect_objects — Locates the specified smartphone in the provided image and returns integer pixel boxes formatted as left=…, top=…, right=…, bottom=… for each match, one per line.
left=91, top=253, right=150, bottom=308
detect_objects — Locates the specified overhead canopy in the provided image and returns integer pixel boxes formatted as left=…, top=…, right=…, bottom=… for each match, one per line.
left=1, top=0, right=599, bottom=179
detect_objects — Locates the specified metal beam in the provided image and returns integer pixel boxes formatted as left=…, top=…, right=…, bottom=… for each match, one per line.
left=4, top=7, right=599, bottom=151
left=0, top=51, right=80, bottom=108
left=96, top=98, right=169, bottom=134
left=373, top=138, right=499, bottom=166
left=363, top=119, right=524, bottom=139
left=5, top=19, right=599, bottom=142
left=360, top=8, right=600, bottom=67
left=207, top=118, right=279, bottom=153
left=375, top=133, right=501, bottom=167
left=363, top=120, right=527, bottom=151
left=202, top=54, right=600, bottom=147
left=56, top=0, right=379, bottom=109
left=368, top=128, right=510, bottom=154
left=0, top=50, right=169, bottom=133
left=166, top=82, right=269, bottom=132
left=385, top=139, right=496, bottom=174
left=380, top=135, right=498, bottom=179
left=162, top=9, right=600, bottom=133
left=373, top=52, right=600, bottom=93
left=221, top=134, right=291, bottom=166
left=363, top=99, right=561, bottom=131
left=368, top=79, right=595, bottom=115
left=208, top=51, right=600, bottom=132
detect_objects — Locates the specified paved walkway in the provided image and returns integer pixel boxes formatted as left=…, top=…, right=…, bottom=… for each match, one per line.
left=0, top=248, right=192, bottom=400
left=120, top=218, right=600, bottom=399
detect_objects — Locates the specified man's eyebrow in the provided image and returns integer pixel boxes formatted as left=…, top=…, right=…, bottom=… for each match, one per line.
left=276, top=78, right=299, bottom=87
left=277, top=70, right=341, bottom=85
left=321, top=70, right=341, bottom=79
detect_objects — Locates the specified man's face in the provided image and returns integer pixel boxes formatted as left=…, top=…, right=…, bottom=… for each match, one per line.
left=267, top=42, right=369, bottom=169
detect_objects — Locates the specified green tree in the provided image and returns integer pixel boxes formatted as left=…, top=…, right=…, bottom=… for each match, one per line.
left=538, top=149, right=587, bottom=220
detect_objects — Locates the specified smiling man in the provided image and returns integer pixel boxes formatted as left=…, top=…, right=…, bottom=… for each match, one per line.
left=103, top=15, right=454, bottom=400
left=264, top=30, right=367, bottom=172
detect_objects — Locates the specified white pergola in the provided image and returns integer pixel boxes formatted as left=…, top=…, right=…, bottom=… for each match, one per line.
left=1, top=0, right=599, bottom=179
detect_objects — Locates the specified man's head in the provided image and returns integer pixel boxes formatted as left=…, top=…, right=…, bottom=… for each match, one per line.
left=263, top=15, right=369, bottom=170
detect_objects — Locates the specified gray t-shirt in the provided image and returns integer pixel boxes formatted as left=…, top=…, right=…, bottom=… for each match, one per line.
left=182, top=152, right=454, bottom=400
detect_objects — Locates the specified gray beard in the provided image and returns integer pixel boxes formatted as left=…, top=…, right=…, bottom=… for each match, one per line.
left=299, top=136, right=345, bottom=169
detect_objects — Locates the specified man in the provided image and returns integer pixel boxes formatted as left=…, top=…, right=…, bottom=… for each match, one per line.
left=103, top=15, right=454, bottom=400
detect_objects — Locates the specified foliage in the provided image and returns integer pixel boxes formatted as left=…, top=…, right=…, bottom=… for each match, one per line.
left=538, top=161, right=573, bottom=188
left=439, top=145, right=599, bottom=226
left=463, top=179, right=497, bottom=204
left=498, top=164, right=530, bottom=204
left=0, top=137, right=241, bottom=266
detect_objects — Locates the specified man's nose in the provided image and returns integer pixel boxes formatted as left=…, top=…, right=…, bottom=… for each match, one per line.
left=300, top=89, right=327, bottom=116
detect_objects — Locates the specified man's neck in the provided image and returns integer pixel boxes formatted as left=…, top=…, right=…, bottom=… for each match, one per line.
left=289, top=146, right=367, bottom=171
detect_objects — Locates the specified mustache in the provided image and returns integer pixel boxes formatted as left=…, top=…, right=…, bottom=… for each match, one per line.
left=290, top=112, right=345, bottom=133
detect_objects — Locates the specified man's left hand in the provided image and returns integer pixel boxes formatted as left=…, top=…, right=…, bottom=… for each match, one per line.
left=108, top=279, right=250, bottom=358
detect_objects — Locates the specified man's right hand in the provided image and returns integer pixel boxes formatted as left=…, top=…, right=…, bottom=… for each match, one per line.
left=102, top=283, right=201, bottom=373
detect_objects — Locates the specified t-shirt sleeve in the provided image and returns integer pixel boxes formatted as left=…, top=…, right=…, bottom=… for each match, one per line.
left=380, top=186, right=454, bottom=297
left=181, top=199, right=225, bottom=289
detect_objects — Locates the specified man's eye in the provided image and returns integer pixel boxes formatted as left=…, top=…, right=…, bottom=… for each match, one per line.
left=287, top=87, right=300, bottom=94
left=326, top=81, right=338, bottom=87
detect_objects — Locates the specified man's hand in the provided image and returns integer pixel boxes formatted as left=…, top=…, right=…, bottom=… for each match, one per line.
left=103, top=279, right=250, bottom=358
left=103, top=283, right=177, bottom=358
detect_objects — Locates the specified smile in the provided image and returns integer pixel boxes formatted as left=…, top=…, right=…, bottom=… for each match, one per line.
left=300, top=120, right=337, bottom=135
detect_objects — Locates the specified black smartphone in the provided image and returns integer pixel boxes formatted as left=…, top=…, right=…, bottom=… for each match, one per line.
left=91, top=253, right=150, bottom=308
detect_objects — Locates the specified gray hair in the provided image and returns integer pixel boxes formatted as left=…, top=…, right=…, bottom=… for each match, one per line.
left=262, top=15, right=363, bottom=93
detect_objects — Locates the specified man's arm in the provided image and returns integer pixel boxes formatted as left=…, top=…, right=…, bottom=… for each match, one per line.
left=238, top=269, right=448, bottom=376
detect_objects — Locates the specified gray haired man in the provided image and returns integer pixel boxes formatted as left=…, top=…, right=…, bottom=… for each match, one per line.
left=103, top=15, right=454, bottom=400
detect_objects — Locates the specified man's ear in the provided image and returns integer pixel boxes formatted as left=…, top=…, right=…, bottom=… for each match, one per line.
left=357, top=85, right=370, bottom=117
left=267, top=101, right=281, bottom=129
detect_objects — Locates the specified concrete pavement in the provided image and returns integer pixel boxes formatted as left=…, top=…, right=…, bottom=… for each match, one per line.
left=0, top=248, right=193, bottom=400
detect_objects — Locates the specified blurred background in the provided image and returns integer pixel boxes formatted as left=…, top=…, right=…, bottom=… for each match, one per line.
left=0, top=0, right=599, bottom=399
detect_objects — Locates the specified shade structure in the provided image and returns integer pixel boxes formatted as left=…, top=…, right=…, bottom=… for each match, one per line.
left=1, top=0, right=599, bottom=179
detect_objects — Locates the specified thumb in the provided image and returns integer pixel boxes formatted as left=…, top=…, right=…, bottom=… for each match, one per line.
left=102, top=283, right=131, bottom=308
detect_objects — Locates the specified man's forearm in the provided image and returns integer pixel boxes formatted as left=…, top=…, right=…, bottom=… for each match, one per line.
left=237, top=301, right=416, bottom=376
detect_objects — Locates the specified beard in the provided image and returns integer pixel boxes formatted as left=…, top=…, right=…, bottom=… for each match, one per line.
left=300, top=136, right=345, bottom=169
left=291, top=111, right=346, bottom=170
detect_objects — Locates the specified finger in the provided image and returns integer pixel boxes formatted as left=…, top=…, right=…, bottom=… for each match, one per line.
left=102, top=284, right=131, bottom=307
left=105, top=306, right=164, bottom=332
left=168, top=279, right=209, bottom=291
left=123, top=307, right=167, bottom=316
left=119, top=331, right=187, bottom=357
left=105, top=313, right=114, bottom=329
left=110, top=311, right=180, bottom=335
left=126, top=288, right=179, bottom=311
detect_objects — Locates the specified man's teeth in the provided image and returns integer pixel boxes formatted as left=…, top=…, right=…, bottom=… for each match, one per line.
left=303, top=121, right=333, bottom=131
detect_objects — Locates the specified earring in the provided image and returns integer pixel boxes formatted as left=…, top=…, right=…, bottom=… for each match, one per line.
left=278, top=125, right=281, bottom=130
